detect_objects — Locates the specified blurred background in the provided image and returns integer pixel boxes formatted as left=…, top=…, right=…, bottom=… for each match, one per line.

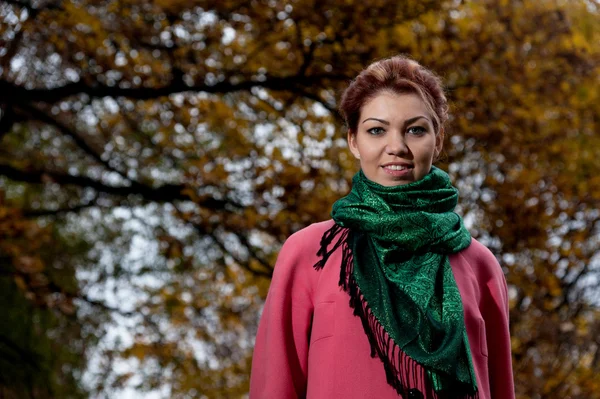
left=1, top=0, right=600, bottom=398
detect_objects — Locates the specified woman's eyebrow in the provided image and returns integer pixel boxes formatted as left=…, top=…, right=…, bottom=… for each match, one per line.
left=362, top=115, right=431, bottom=125
left=405, top=115, right=430, bottom=125
left=362, top=117, right=390, bottom=125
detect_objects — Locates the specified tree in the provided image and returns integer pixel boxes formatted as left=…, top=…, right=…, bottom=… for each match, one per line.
left=1, top=0, right=599, bottom=397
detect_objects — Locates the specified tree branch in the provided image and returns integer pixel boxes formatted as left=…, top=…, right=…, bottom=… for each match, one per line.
left=0, top=162, right=239, bottom=210
left=209, top=230, right=273, bottom=278
left=190, top=222, right=272, bottom=278
left=0, top=73, right=348, bottom=103
left=0, top=105, right=15, bottom=142
left=22, top=199, right=99, bottom=218
left=74, top=294, right=137, bottom=318
left=17, top=102, right=131, bottom=179
left=292, top=87, right=338, bottom=115
left=298, top=41, right=316, bottom=77
left=233, top=230, right=274, bottom=275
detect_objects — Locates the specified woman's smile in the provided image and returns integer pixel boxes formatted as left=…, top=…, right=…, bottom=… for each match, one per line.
left=381, top=162, right=413, bottom=177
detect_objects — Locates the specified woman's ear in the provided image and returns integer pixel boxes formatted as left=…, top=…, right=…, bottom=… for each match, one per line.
left=347, top=130, right=361, bottom=160
left=434, top=127, right=445, bottom=160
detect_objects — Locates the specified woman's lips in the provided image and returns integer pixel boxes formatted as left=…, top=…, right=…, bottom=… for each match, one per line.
left=381, top=164, right=413, bottom=177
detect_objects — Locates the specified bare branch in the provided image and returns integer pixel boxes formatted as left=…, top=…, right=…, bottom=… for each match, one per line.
left=0, top=105, right=15, bottom=142
left=22, top=199, right=99, bottom=218
left=292, top=87, right=338, bottom=115
left=298, top=41, right=316, bottom=77
left=208, top=229, right=273, bottom=278
left=74, top=295, right=136, bottom=318
left=17, top=102, right=130, bottom=179
left=0, top=73, right=349, bottom=103
left=0, top=162, right=240, bottom=211
left=189, top=221, right=273, bottom=278
left=233, top=230, right=274, bottom=275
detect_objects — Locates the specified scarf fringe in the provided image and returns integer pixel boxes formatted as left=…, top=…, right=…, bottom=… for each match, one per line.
left=314, top=222, right=479, bottom=399
left=313, top=222, right=349, bottom=271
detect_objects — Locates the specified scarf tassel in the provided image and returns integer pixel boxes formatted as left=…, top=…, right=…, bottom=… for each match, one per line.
left=314, top=222, right=348, bottom=270
left=315, top=223, right=479, bottom=399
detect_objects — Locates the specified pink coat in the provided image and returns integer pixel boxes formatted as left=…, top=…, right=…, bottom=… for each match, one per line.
left=250, top=220, right=515, bottom=399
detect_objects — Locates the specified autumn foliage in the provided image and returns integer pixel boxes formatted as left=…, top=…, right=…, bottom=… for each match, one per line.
left=1, top=0, right=600, bottom=397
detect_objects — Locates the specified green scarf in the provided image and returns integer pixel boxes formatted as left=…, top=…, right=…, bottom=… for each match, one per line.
left=315, top=166, right=477, bottom=397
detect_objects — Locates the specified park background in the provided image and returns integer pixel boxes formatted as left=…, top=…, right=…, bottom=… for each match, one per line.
left=1, top=0, right=600, bottom=397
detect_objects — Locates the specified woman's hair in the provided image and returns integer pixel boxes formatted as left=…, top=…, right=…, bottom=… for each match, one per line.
left=339, top=55, right=448, bottom=135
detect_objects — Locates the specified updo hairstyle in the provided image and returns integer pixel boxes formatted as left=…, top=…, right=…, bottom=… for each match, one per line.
left=339, top=55, right=448, bottom=136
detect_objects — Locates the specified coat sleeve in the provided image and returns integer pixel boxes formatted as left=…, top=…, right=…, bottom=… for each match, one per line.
left=249, top=231, right=315, bottom=399
left=480, top=249, right=516, bottom=399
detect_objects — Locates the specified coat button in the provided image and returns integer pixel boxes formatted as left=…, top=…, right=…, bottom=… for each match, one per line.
left=407, top=388, right=424, bottom=399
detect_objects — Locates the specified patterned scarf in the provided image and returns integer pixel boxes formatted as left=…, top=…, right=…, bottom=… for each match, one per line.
left=314, top=166, right=478, bottom=398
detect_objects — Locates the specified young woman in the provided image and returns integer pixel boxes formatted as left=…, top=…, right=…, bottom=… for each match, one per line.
left=250, top=56, right=515, bottom=399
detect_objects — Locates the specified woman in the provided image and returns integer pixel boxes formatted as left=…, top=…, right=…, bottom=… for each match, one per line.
left=250, top=55, right=515, bottom=399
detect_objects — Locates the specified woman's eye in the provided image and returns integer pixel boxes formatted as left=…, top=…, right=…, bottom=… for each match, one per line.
left=367, top=127, right=385, bottom=135
left=407, top=126, right=427, bottom=135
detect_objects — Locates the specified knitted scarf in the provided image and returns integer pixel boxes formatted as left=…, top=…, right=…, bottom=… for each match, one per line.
left=314, top=166, right=478, bottom=398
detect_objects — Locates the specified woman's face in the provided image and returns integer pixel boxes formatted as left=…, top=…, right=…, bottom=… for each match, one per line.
left=348, top=91, right=443, bottom=187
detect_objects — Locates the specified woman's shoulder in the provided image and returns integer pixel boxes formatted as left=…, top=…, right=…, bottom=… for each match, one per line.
left=269, top=220, right=335, bottom=290
left=453, top=238, right=509, bottom=310
left=274, top=219, right=335, bottom=268
left=455, top=238, right=505, bottom=281
left=285, top=219, right=336, bottom=248
left=460, top=238, right=499, bottom=263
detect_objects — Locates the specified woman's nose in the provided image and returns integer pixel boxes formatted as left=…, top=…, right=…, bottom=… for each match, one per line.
left=385, top=133, right=409, bottom=155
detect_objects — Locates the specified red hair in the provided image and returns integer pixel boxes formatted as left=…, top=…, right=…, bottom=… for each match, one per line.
left=339, top=55, right=448, bottom=135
